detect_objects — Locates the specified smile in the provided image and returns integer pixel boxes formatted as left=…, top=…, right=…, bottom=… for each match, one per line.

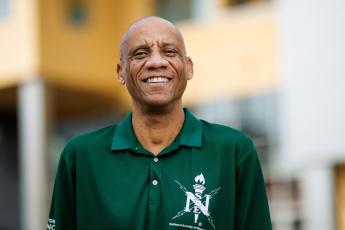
left=143, top=76, right=172, bottom=83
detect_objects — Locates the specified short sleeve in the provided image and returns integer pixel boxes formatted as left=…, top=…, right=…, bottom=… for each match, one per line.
left=235, top=140, right=272, bottom=230
left=47, top=147, right=76, bottom=230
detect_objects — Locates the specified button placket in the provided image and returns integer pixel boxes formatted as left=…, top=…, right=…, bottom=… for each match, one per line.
left=148, top=156, right=161, bottom=209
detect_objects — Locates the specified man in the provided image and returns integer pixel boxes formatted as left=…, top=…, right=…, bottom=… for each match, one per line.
left=48, top=16, right=272, bottom=230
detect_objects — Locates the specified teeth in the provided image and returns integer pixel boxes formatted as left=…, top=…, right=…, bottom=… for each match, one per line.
left=146, top=76, right=169, bottom=83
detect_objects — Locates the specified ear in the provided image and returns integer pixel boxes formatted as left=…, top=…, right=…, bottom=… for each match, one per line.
left=185, top=57, right=194, bottom=80
left=116, top=63, right=125, bottom=85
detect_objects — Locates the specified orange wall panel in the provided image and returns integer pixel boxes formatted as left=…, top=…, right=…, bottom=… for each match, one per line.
left=40, top=0, right=154, bottom=100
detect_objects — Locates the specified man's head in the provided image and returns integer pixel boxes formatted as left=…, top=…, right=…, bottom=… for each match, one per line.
left=117, top=16, right=193, bottom=110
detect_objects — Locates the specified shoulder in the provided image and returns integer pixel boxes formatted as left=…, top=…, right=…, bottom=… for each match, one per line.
left=200, top=120, right=253, bottom=147
left=200, top=120, right=256, bottom=164
left=67, top=124, right=115, bottom=148
left=59, top=124, right=116, bottom=166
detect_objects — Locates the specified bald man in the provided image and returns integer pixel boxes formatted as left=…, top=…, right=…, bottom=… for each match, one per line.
left=47, top=16, right=272, bottom=230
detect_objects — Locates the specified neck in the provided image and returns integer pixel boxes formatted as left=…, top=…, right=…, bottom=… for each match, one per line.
left=131, top=102, right=185, bottom=155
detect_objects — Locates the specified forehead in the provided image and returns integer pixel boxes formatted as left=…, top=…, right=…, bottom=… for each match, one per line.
left=124, top=19, right=184, bottom=50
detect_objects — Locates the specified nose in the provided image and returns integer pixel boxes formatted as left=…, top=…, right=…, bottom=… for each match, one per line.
left=145, top=51, right=168, bottom=70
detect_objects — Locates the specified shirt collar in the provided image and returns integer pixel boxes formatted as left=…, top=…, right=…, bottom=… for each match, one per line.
left=111, top=108, right=202, bottom=151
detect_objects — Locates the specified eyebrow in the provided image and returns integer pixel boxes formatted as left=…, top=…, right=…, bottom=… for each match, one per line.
left=128, top=41, right=182, bottom=56
left=160, top=42, right=183, bottom=54
left=128, top=44, right=151, bottom=54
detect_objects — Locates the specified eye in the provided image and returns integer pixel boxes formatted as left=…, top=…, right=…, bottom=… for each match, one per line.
left=133, top=49, right=148, bottom=59
left=164, top=48, right=177, bottom=57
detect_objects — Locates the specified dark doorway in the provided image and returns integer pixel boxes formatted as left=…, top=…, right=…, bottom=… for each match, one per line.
left=0, top=111, right=20, bottom=230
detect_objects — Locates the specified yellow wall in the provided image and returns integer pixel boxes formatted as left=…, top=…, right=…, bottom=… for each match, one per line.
left=179, top=3, right=278, bottom=105
left=1, top=0, right=277, bottom=109
left=40, top=0, right=276, bottom=108
left=0, top=0, right=154, bottom=109
left=0, top=0, right=40, bottom=89
left=40, top=0, right=154, bottom=107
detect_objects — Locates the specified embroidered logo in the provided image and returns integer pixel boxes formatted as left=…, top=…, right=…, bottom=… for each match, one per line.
left=47, top=218, right=55, bottom=230
left=171, top=173, right=221, bottom=229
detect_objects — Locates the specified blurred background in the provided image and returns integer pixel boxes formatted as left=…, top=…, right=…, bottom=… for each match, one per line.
left=0, top=0, right=344, bottom=229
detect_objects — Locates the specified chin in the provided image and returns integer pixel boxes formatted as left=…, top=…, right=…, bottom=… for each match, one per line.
left=145, top=100, right=172, bottom=107
left=140, top=97, right=180, bottom=110
left=143, top=95, right=171, bottom=104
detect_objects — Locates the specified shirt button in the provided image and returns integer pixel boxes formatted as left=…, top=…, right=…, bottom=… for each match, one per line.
left=152, top=179, right=158, bottom=186
left=153, top=157, right=159, bottom=163
left=134, top=146, right=138, bottom=150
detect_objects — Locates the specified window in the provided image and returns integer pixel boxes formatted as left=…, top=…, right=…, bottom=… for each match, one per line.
left=0, top=0, right=10, bottom=20
left=156, top=0, right=194, bottom=22
left=67, top=0, right=87, bottom=25
left=191, top=92, right=278, bottom=169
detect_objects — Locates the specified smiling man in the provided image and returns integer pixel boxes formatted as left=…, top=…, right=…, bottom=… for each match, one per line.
left=47, top=16, right=272, bottom=230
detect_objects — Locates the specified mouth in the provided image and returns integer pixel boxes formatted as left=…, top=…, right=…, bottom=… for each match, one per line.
left=142, top=76, right=172, bottom=83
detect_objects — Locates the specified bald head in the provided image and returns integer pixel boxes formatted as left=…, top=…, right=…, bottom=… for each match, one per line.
left=116, top=16, right=194, bottom=109
left=119, top=16, right=186, bottom=62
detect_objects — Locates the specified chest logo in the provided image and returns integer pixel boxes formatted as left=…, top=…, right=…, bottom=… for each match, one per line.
left=171, top=173, right=221, bottom=229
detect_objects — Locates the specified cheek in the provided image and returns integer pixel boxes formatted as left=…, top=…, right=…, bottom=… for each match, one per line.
left=129, top=60, right=146, bottom=77
left=169, top=59, right=185, bottom=75
left=126, top=63, right=139, bottom=83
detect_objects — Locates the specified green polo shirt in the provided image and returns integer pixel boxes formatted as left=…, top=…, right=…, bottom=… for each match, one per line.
left=48, top=108, right=271, bottom=230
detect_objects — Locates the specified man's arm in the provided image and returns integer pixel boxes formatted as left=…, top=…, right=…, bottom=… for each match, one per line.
left=47, top=149, right=76, bottom=230
left=235, top=147, right=272, bottom=230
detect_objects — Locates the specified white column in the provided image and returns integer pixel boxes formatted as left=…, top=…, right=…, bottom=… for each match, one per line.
left=18, top=79, right=51, bottom=230
left=276, top=0, right=345, bottom=229
left=276, top=0, right=345, bottom=163
left=300, top=166, right=335, bottom=230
